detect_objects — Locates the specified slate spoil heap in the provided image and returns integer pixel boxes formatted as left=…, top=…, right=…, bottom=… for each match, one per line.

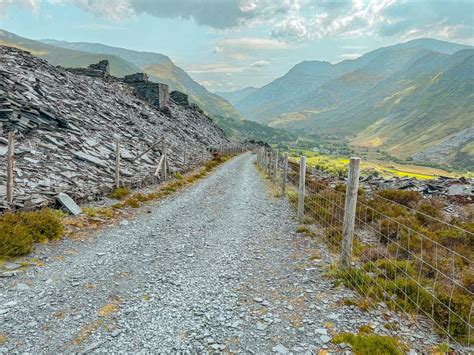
left=0, top=46, right=229, bottom=212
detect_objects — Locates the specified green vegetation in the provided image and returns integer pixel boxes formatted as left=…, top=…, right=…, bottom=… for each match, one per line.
left=288, top=150, right=453, bottom=179
left=213, top=114, right=296, bottom=144
left=0, top=209, right=64, bottom=257
left=110, top=187, right=130, bottom=200
left=286, top=167, right=473, bottom=344
left=332, top=332, right=405, bottom=355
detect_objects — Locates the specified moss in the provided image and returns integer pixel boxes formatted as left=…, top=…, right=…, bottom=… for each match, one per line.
left=174, top=172, right=184, bottom=180
left=0, top=209, right=63, bottom=257
left=110, top=187, right=130, bottom=200
left=332, top=332, right=405, bottom=355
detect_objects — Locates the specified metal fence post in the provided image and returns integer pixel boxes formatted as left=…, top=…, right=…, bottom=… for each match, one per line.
left=341, top=157, right=361, bottom=268
left=115, top=138, right=121, bottom=188
left=281, top=153, right=288, bottom=196
left=6, top=132, right=14, bottom=205
left=273, top=149, right=279, bottom=183
left=297, top=156, right=306, bottom=220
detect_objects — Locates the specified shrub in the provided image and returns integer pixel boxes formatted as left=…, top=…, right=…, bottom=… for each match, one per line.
left=332, top=332, right=405, bottom=355
left=0, top=209, right=64, bottom=257
left=124, top=197, right=140, bottom=208
left=377, top=189, right=421, bottom=207
left=110, top=187, right=130, bottom=200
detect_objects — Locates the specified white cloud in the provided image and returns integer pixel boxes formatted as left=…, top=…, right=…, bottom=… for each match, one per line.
left=216, top=37, right=290, bottom=51
left=73, top=0, right=133, bottom=21
left=250, top=59, right=271, bottom=67
left=338, top=53, right=362, bottom=60
left=0, top=0, right=38, bottom=16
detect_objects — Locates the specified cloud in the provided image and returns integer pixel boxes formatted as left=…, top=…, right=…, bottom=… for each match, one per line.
left=0, top=0, right=38, bottom=15
left=250, top=59, right=271, bottom=68
left=338, top=53, right=362, bottom=60
left=217, top=37, right=290, bottom=50
left=268, top=0, right=474, bottom=43
left=67, top=0, right=300, bottom=29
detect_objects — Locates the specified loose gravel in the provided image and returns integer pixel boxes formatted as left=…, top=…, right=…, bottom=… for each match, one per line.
left=0, top=153, right=450, bottom=353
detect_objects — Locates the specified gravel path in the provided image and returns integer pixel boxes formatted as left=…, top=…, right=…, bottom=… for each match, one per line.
left=0, top=153, right=445, bottom=353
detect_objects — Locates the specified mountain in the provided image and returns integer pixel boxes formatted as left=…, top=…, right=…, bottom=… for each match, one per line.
left=216, top=87, right=258, bottom=106
left=0, top=29, right=292, bottom=144
left=231, top=38, right=473, bottom=169
left=0, top=29, right=140, bottom=77
left=40, top=39, right=241, bottom=124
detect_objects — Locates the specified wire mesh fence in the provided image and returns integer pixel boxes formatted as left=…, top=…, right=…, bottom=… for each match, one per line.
left=255, top=148, right=473, bottom=348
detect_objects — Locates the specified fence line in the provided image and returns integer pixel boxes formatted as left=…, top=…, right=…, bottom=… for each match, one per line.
left=3, top=139, right=245, bottom=211
left=256, top=148, right=473, bottom=349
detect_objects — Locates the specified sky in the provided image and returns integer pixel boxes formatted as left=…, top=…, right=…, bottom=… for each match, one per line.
left=0, top=0, right=473, bottom=92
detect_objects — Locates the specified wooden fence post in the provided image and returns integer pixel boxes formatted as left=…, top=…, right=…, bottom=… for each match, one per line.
left=341, top=157, right=361, bottom=268
left=182, top=144, right=187, bottom=169
left=281, top=153, right=288, bottom=196
left=273, top=149, right=279, bottom=183
left=297, top=156, right=306, bottom=220
left=115, top=138, right=120, bottom=188
left=6, top=132, right=14, bottom=205
left=268, top=150, right=273, bottom=176
left=161, top=143, right=167, bottom=180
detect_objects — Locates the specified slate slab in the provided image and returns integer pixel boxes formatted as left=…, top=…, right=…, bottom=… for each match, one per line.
left=56, top=192, right=82, bottom=215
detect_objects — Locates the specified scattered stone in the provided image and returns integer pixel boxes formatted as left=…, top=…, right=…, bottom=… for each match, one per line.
left=272, top=344, right=288, bottom=354
left=320, top=335, right=331, bottom=343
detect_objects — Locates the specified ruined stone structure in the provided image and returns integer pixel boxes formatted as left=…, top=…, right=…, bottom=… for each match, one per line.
left=170, top=91, right=189, bottom=107
left=123, top=73, right=170, bottom=109
left=0, top=46, right=228, bottom=211
left=63, top=60, right=110, bottom=79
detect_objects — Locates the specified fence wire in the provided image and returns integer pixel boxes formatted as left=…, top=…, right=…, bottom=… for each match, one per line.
left=255, top=148, right=473, bottom=348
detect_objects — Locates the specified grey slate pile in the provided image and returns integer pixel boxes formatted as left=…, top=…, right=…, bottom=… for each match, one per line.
left=0, top=46, right=229, bottom=212
left=311, top=166, right=473, bottom=202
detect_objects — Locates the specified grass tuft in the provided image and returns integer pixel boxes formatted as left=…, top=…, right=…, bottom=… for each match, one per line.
left=110, top=187, right=130, bottom=200
left=0, top=209, right=63, bottom=258
left=333, top=332, right=405, bottom=355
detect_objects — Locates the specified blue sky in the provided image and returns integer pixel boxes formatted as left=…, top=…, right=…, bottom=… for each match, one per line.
left=1, top=0, right=473, bottom=92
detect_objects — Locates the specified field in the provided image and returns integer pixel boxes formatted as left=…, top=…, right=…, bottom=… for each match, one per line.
left=287, top=149, right=468, bottom=179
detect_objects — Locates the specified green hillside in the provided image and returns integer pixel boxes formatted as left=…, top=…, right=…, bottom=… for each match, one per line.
left=0, top=30, right=139, bottom=77
left=231, top=38, right=473, bottom=169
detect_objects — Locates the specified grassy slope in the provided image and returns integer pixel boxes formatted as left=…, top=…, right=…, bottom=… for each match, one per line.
left=0, top=30, right=140, bottom=77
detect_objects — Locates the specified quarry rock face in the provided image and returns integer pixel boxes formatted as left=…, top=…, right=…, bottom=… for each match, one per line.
left=0, top=46, right=229, bottom=211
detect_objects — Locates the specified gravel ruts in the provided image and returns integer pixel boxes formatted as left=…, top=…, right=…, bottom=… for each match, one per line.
left=0, top=153, right=449, bottom=353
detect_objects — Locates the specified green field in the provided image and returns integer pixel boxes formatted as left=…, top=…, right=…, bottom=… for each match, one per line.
left=287, top=149, right=470, bottom=179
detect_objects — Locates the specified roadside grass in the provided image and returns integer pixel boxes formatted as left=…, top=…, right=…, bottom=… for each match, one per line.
left=332, top=331, right=406, bottom=355
left=0, top=154, right=235, bottom=261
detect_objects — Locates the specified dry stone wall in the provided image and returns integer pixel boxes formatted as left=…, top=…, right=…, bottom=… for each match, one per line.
left=0, top=46, right=229, bottom=211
